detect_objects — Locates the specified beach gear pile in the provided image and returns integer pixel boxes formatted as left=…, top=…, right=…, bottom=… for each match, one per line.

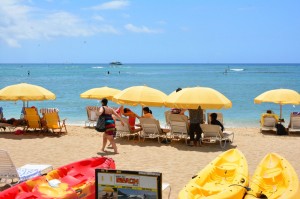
left=178, top=149, right=300, bottom=199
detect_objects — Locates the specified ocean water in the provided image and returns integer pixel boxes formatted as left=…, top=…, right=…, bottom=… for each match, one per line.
left=0, top=63, right=299, bottom=128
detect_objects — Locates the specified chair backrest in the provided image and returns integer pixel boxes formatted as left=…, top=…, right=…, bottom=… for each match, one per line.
left=169, top=114, right=189, bottom=134
left=0, top=149, right=20, bottom=183
left=115, top=117, right=131, bottom=133
left=291, top=117, right=300, bottom=129
left=24, top=107, right=41, bottom=128
left=263, top=117, right=276, bottom=127
left=207, top=112, right=223, bottom=124
left=86, top=106, right=101, bottom=122
left=200, top=124, right=224, bottom=138
left=164, top=110, right=171, bottom=126
left=139, top=118, right=162, bottom=135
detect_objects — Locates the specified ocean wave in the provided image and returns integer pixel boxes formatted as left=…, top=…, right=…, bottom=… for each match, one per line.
left=92, top=66, right=104, bottom=69
left=229, top=68, right=244, bottom=71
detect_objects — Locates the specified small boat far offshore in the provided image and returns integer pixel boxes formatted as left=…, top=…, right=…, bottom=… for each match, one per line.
left=230, top=68, right=244, bottom=72
left=109, top=61, right=122, bottom=65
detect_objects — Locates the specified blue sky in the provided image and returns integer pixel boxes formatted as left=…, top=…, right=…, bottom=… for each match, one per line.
left=0, top=0, right=299, bottom=63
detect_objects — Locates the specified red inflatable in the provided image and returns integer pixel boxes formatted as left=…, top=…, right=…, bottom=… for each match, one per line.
left=0, top=157, right=115, bottom=199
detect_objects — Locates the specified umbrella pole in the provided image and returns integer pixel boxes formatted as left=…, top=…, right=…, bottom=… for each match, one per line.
left=280, top=104, right=282, bottom=119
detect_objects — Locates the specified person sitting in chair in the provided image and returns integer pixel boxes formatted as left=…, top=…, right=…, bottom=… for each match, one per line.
left=210, top=113, right=224, bottom=132
left=260, top=110, right=279, bottom=125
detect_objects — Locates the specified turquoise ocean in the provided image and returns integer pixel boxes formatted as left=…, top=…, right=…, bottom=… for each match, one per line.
left=0, top=63, right=299, bottom=128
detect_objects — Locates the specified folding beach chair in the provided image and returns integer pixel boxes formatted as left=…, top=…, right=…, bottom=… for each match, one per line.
left=168, top=114, right=189, bottom=144
left=260, top=116, right=277, bottom=133
left=85, top=106, right=101, bottom=127
left=288, top=112, right=300, bottom=133
left=200, top=124, right=234, bottom=149
left=115, top=117, right=141, bottom=140
left=139, top=118, right=169, bottom=143
left=0, top=149, right=52, bottom=188
left=40, top=108, right=67, bottom=134
left=23, top=107, right=43, bottom=132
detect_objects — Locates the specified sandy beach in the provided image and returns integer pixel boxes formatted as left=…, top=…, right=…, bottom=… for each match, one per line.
left=1, top=125, right=300, bottom=198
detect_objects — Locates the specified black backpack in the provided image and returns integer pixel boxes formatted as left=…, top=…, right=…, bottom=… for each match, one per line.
left=276, top=123, right=287, bottom=135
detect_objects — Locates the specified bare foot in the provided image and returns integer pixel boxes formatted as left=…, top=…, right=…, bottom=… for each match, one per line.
left=101, top=148, right=108, bottom=152
left=114, top=151, right=119, bottom=154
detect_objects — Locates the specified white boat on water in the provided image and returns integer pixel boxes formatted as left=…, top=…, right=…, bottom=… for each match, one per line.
left=229, top=68, right=244, bottom=71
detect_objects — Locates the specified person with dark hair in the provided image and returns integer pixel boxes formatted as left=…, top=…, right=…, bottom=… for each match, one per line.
left=123, top=107, right=140, bottom=130
left=98, top=98, right=124, bottom=154
left=260, top=109, right=279, bottom=125
left=188, top=106, right=204, bottom=146
left=210, top=113, right=224, bottom=131
left=171, top=88, right=186, bottom=115
left=141, top=107, right=153, bottom=118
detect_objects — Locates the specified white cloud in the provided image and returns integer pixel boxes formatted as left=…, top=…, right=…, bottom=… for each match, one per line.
left=89, top=0, right=129, bottom=10
left=124, top=24, right=163, bottom=34
left=0, top=0, right=118, bottom=48
left=93, top=15, right=105, bottom=21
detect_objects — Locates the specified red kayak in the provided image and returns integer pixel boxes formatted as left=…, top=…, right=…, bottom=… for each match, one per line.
left=0, top=157, right=115, bottom=199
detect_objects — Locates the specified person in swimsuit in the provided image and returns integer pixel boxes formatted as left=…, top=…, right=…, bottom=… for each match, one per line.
left=98, top=98, right=124, bottom=154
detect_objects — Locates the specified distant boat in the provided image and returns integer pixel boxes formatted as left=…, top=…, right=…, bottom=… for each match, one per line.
left=109, top=61, right=122, bottom=65
left=230, top=68, right=244, bottom=72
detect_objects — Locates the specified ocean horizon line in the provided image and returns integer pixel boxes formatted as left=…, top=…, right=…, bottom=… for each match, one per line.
left=1, top=62, right=300, bottom=65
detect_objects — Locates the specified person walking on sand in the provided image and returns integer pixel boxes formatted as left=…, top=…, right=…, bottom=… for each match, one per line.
left=97, top=98, right=123, bottom=154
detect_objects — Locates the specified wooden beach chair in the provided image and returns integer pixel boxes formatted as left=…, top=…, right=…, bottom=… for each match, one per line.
left=115, top=117, right=141, bottom=140
left=40, top=108, right=67, bottom=134
left=200, top=124, right=234, bottom=149
left=23, top=107, right=43, bottom=132
left=0, top=149, right=52, bottom=188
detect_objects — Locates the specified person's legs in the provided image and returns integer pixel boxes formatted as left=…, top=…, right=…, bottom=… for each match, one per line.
left=101, top=133, right=108, bottom=152
left=195, top=123, right=202, bottom=146
left=107, top=134, right=118, bottom=154
left=189, top=123, right=196, bottom=145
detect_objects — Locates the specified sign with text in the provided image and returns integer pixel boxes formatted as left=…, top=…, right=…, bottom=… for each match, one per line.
left=95, top=169, right=162, bottom=199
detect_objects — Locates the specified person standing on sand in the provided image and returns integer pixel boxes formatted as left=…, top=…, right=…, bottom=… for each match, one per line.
left=188, top=106, right=204, bottom=146
left=97, top=98, right=123, bottom=154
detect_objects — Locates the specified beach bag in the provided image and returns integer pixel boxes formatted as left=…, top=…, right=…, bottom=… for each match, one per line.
left=95, top=107, right=106, bottom=132
left=276, top=123, right=287, bottom=135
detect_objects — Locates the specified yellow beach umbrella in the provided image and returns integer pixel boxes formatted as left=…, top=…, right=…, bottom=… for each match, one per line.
left=0, top=83, right=56, bottom=101
left=80, top=86, right=121, bottom=100
left=254, top=88, right=300, bottom=118
left=164, top=86, right=232, bottom=109
left=112, top=85, right=167, bottom=107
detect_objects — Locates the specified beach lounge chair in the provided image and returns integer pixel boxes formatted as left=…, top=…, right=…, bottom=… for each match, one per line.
left=115, top=117, right=141, bottom=140
left=23, top=107, right=43, bottom=132
left=207, top=112, right=223, bottom=124
left=260, top=116, right=277, bottom=133
left=85, top=106, right=101, bottom=127
left=164, top=110, right=171, bottom=128
left=200, top=124, right=234, bottom=149
left=139, top=118, right=169, bottom=143
left=288, top=112, right=300, bottom=133
left=40, top=108, right=67, bottom=134
left=0, top=149, right=52, bottom=188
left=168, top=114, right=189, bottom=144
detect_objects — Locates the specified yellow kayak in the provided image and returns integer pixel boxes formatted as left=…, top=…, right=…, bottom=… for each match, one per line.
left=178, top=149, right=249, bottom=199
left=244, top=153, right=300, bottom=199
